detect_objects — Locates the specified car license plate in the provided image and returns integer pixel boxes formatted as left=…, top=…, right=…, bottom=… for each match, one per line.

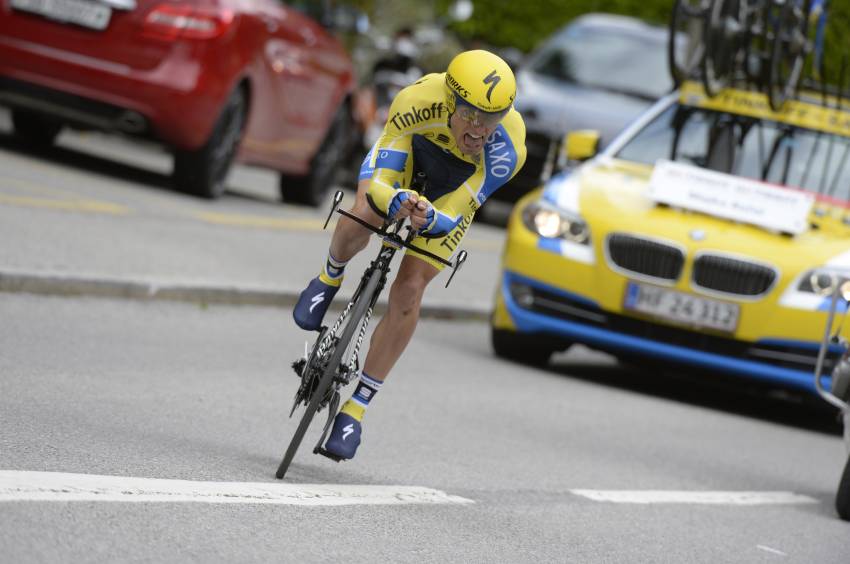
left=11, top=0, right=111, bottom=31
left=623, top=282, right=739, bottom=332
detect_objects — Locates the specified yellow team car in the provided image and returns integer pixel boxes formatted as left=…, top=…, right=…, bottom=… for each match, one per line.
left=492, top=81, right=850, bottom=392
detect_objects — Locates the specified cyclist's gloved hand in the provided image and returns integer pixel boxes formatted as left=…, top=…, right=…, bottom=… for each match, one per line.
left=387, top=189, right=418, bottom=219
left=422, top=204, right=435, bottom=232
left=388, top=190, right=461, bottom=237
left=418, top=205, right=462, bottom=237
left=408, top=198, right=434, bottom=233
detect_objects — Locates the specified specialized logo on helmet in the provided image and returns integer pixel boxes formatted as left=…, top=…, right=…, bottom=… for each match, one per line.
left=446, top=72, right=470, bottom=99
left=483, top=70, right=500, bottom=102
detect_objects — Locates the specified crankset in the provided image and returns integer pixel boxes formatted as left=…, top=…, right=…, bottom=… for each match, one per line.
left=289, top=328, right=336, bottom=417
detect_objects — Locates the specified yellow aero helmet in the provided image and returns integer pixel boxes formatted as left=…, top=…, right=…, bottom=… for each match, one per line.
left=445, top=50, right=516, bottom=115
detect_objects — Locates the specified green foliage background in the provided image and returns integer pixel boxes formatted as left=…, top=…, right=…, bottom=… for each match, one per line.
left=435, top=0, right=670, bottom=52
left=433, top=0, right=850, bottom=87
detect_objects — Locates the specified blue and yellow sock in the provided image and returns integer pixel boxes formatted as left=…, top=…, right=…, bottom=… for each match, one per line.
left=340, top=372, right=383, bottom=422
left=318, top=251, right=348, bottom=287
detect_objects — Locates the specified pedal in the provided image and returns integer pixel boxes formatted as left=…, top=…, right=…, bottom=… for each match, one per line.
left=314, top=446, right=344, bottom=462
left=291, top=358, right=306, bottom=378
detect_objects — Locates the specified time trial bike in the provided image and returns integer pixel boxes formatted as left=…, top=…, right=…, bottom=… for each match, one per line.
left=276, top=172, right=467, bottom=479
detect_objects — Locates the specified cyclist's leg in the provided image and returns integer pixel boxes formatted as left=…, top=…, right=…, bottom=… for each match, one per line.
left=325, top=200, right=472, bottom=459
left=362, top=254, right=441, bottom=379
left=329, top=177, right=383, bottom=261
left=293, top=177, right=383, bottom=330
left=362, top=204, right=473, bottom=379
left=325, top=253, right=440, bottom=458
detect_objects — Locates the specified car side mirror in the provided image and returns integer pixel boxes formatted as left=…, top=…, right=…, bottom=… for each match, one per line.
left=554, top=129, right=601, bottom=173
left=564, top=130, right=600, bottom=162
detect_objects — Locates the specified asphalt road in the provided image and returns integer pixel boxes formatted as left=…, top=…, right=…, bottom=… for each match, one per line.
left=0, top=112, right=849, bottom=562
left=2, top=294, right=849, bottom=563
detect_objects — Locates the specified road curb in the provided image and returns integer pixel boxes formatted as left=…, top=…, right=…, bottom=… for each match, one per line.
left=0, top=270, right=490, bottom=322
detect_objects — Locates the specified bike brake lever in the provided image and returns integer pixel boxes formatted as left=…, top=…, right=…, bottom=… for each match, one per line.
left=445, top=249, right=468, bottom=289
left=324, top=190, right=345, bottom=230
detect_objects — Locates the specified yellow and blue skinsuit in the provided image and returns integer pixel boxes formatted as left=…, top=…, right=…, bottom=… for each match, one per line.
left=359, top=72, right=527, bottom=269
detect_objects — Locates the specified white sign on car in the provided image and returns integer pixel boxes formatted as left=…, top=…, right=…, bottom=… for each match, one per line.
left=647, top=159, right=815, bottom=235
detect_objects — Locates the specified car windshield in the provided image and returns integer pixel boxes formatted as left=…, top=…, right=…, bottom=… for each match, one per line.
left=615, top=103, right=850, bottom=202
left=528, top=23, right=672, bottom=100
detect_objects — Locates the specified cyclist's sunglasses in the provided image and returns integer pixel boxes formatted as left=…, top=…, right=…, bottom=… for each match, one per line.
left=453, top=95, right=509, bottom=128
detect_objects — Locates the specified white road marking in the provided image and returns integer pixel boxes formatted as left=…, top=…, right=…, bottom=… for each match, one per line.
left=757, top=545, right=788, bottom=557
left=570, top=490, right=818, bottom=505
left=0, top=471, right=474, bottom=506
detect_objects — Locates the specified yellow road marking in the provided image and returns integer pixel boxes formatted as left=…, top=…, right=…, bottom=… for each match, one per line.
left=196, top=211, right=504, bottom=251
left=0, top=175, right=73, bottom=198
left=197, top=211, right=329, bottom=230
left=0, top=194, right=129, bottom=214
left=0, top=172, right=129, bottom=214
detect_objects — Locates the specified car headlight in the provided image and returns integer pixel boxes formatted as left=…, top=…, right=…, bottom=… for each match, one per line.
left=798, top=269, right=850, bottom=300
left=521, top=201, right=590, bottom=245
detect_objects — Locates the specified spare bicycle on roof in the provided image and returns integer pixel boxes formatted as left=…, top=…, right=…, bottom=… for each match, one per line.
left=669, top=0, right=835, bottom=111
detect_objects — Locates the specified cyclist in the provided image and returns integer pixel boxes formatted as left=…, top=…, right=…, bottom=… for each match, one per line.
left=293, top=50, right=527, bottom=460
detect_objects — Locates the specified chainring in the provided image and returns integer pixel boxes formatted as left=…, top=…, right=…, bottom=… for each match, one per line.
left=290, top=329, right=337, bottom=416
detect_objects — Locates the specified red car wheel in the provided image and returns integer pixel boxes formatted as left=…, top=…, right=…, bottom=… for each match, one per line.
left=11, top=110, right=63, bottom=149
left=279, top=104, right=353, bottom=207
left=173, top=86, right=247, bottom=199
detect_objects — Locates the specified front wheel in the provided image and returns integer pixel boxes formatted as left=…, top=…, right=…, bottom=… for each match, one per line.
left=173, top=86, right=247, bottom=199
left=767, top=0, right=808, bottom=111
left=669, top=0, right=710, bottom=86
left=702, top=0, right=744, bottom=97
left=276, top=269, right=381, bottom=479
left=837, top=452, right=850, bottom=521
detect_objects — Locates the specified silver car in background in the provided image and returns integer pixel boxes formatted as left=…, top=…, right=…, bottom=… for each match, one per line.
left=491, top=13, right=675, bottom=209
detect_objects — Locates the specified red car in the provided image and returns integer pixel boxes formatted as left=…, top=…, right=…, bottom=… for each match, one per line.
left=0, top=0, right=358, bottom=205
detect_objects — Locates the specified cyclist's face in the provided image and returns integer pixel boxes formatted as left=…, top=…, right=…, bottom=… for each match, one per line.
left=449, top=109, right=498, bottom=156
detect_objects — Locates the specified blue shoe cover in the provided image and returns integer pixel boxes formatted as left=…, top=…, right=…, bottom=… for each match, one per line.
left=324, top=412, right=362, bottom=460
left=293, top=277, right=338, bottom=331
